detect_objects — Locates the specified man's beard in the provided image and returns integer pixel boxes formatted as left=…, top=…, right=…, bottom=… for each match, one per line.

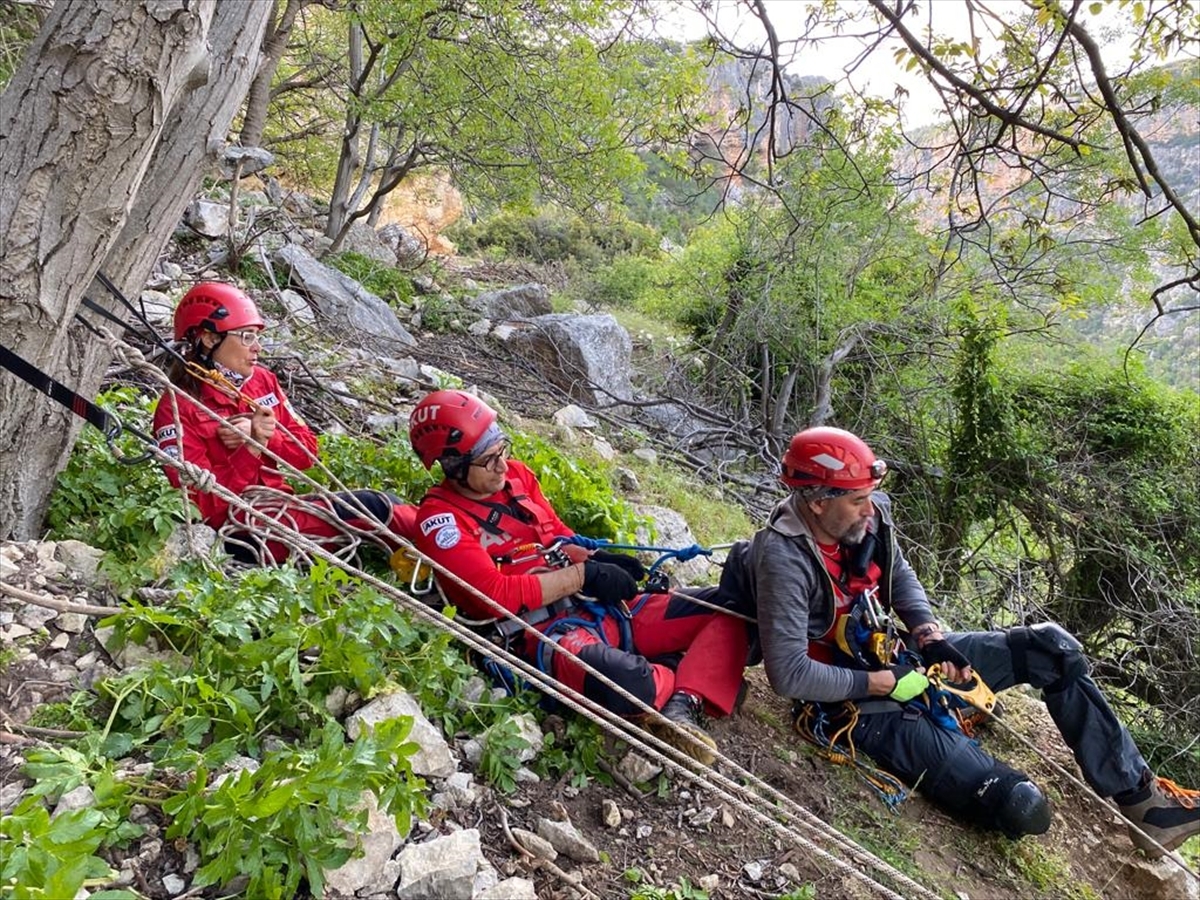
left=842, top=519, right=870, bottom=545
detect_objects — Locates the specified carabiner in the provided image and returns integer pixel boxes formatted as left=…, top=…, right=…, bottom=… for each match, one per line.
left=927, top=664, right=997, bottom=715
left=105, top=422, right=155, bottom=466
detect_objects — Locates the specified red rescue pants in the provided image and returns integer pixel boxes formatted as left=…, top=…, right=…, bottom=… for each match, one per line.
left=524, top=590, right=748, bottom=718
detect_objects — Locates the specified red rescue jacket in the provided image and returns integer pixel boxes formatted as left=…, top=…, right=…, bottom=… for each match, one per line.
left=151, top=367, right=318, bottom=528
left=413, top=461, right=573, bottom=619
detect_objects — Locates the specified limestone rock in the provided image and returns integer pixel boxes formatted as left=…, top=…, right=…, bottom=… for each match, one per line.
left=633, top=505, right=713, bottom=586
left=535, top=817, right=599, bottom=863
left=602, top=798, right=622, bottom=828
left=220, top=146, right=274, bottom=179
left=181, top=200, right=230, bottom=238
left=338, top=221, right=397, bottom=266
left=509, top=314, right=633, bottom=404
left=477, top=877, right=538, bottom=900
left=617, top=750, right=663, bottom=785
left=323, top=792, right=406, bottom=898
left=378, top=223, right=426, bottom=267
left=274, top=244, right=417, bottom=352
left=395, top=828, right=482, bottom=900
left=471, top=283, right=552, bottom=320
left=278, top=288, right=316, bottom=325
left=346, top=690, right=457, bottom=778
left=552, top=405, right=598, bottom=428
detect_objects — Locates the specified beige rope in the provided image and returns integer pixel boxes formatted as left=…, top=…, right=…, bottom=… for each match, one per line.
left=101, top=329, right=943, bottom=899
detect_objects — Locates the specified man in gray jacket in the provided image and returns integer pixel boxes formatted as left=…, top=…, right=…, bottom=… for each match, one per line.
left=740, top=425, right=1198, bottom=854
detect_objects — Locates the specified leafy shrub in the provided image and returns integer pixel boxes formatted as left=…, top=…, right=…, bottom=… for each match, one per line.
left=46, top=387, right=192, bottom=583
left=512, top=432, right=643, bottom=542
left=310, top=431, right=435, bottom=504
left=578, top=254, right=661, bottom=309
left=450, top=206, right=659, bottom=266
left=3, top=743, right=144, bottom=900
left=162, top=719, right=420, bottom=900
left=635, top=217, right=740, bottom=335
left=327, top=251, right=414, bottom=307
left=416, top=292, right=469, bottom=333
left=0, top=797, right=137, bottom=900
left=533, top=716, right=610, bottom=789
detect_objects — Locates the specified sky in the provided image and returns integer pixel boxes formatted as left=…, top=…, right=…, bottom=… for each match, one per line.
left=651, top=0, right=1182, bottom=128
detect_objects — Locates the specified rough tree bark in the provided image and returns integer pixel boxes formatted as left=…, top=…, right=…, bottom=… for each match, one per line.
left=0, top=0, right=271, bottom=540
left=239, top=0, right=314, bottom=150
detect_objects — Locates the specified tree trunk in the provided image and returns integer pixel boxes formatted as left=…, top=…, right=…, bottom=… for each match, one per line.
left=239, top=0, right=310, bottom=150
left=325, top=20, right=365, bottom=243
left=0, top=0, right=271, bottom=540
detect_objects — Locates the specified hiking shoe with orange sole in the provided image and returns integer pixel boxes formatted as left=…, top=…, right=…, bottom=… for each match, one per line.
left=1119, top=776, right=1200, bottom=855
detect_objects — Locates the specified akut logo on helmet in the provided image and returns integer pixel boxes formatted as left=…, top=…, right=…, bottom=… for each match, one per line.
left=410, top=403, right=442, bottom=425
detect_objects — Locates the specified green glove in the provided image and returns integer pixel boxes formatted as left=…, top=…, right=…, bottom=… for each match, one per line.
left=888, top=665, right=930, bottom=702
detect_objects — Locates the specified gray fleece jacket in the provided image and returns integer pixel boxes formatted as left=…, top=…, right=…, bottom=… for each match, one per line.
left=749, top=491, right=937, bottom=702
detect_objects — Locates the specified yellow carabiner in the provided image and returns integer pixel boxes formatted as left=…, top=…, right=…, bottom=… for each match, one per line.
left=389, top=548, right=434, bottom=595
left=927, top=664, right=998, bottom=715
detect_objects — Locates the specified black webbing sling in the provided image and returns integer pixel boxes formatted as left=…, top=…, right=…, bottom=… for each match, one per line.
left=0, top=342, right=154, bottom=463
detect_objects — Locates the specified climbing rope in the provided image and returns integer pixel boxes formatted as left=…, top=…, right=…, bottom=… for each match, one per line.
left=794, top=702, right=910, bottom=810
left=99, top=335, right=942, bottom=900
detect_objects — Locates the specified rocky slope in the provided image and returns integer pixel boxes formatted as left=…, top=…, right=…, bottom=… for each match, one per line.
left=1, top=188, right=1197, bottom=900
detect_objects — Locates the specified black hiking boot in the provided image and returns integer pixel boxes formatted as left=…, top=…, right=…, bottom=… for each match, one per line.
left=647, top=691, right=718, bottom=766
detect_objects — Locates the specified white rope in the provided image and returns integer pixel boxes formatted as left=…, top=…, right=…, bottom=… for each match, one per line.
left=103, top=331, right=947, bottom=899
left=987, top=713, right=1199, bottom=881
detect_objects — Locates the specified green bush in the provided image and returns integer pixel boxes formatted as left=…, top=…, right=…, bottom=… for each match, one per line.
left=326, top=251, right=415, bottom=307
left=449, top=206, right=659, bottom=266
left=512, top=432, right=643, bottom=542
left=310, top=431, right=435, bottom=503
left=46, top=387, right=192, bottom=583
left=578, top=254, right=661, bottom=308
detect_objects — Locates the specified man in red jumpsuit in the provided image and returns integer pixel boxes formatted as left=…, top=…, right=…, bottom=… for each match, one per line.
left=153, top=281, right=409, bottom=563
left=408, top=389, right=749, bottom=763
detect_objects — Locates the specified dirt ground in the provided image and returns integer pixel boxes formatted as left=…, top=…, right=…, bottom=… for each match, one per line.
left=481, top=666, right=1198, bottom=900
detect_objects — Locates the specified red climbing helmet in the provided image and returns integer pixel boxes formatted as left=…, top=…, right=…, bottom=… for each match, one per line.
left=173, top=282, right=264, bottom=341
left=409, top=389, right=499, bottom=470
left=781, top=426, right=887, bottom=490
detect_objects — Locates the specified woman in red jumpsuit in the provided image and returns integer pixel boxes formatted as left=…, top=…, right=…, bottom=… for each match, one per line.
left=153, top=282, right=408, bottom=564
left=408, top=389, right=749, bottom=763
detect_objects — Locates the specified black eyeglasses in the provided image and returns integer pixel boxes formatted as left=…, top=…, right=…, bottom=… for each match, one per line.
left=470, top=440, right=511, bottom=472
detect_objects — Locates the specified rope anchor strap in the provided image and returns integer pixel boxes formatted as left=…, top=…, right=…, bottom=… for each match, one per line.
left=561, top=534, right=713, bottom=564
left=0, top=341, right=154, bottom=465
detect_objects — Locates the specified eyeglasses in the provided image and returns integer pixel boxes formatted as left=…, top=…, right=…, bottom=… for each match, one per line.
left=470, top=440, right=511, bottom=473
left=226, top=329, right=266, bottom=347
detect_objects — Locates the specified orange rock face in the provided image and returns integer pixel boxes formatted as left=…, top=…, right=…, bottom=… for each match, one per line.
left=377, top=169, right=464, bottom=256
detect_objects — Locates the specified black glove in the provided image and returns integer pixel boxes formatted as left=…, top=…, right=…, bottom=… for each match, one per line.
left=591, top=549, right=646, bottom=582
left=920, top=638, right=972, bottom=673
left=581, top=560, right=638, bottom=607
